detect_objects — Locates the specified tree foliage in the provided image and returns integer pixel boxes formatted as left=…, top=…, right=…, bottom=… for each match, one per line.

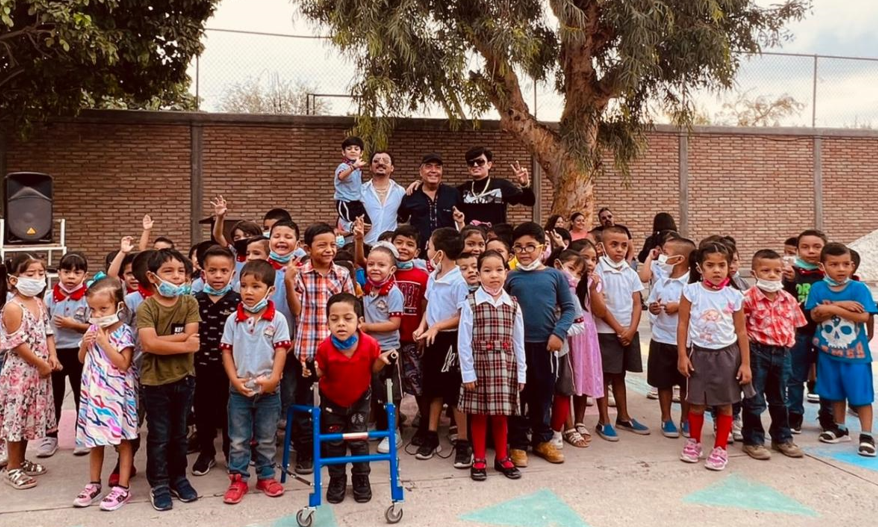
left=294, top=0, right=809, bottom=217
left=1, top=0, right=218, bottom=132
left=717, top=90, right=805, bottom=126
left=218, top=74, right=328, bottom=115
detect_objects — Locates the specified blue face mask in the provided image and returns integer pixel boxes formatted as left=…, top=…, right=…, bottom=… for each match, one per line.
left=397, top=260, right=414, bottom=270
left=151, top=274, right=189, bottom=298
left=203, top=282, right=233, bottom=296
left=242, top=289, right=273, bottom=313
left=824, top=276, right=850, bottom=287
left=794, top=257, right=820, bottom=271
left=336, top=235, right=346, bottom=248
left=263, top=230, right=271, bottom=239
left=331, top=333, right=359, bottom=350
left=270, top=251, right=293, bottom=264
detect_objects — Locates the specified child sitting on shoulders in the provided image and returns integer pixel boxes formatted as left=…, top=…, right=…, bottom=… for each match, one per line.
left=335, top=136, right=372, bottom=230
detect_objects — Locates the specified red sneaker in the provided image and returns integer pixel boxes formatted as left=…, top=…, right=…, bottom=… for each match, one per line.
left=223, top=475, right=249, bottom=505
left=256, top=478, right=284, bottom=498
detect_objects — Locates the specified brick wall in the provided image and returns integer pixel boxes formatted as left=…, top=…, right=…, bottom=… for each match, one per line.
left=3, top=111, right=877, bottom=271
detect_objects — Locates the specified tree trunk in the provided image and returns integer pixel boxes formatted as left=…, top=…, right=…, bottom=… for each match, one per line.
left=549, top=156, right=596, bottom=226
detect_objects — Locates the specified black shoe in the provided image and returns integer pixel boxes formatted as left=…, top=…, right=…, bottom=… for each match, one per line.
left=150, top=486, right=173, bottom=511
left=859, top=434, right=877, bottom=457
left=819, top=426, right=851, bottom=444
left=169, top=478, right=199, bottom=502
left=352, top=475, right=372, bottom=503
left=470, top=459, right=487, bottom=481
left=192, top=454, right=216, bottom=477
left=415, top=431, right=440, bottom=460
left=327, top=476, right=346, bottom=504
left=494, top=457, right=522, bottom=479
left=295, top=456, right=314, bottom=475
left=789, top=413, right=803, bottom=435
left=187, top=432, right=200, bottom=454
left=410, top=426, right=428, bottom=447
left=453, top=440, right=473, bottom=469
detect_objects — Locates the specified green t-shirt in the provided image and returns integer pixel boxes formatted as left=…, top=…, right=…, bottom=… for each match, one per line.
left=136, top=295, right=201, bottom=386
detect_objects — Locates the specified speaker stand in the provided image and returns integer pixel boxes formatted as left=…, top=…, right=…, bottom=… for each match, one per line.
left=0, top=218, right=68, bottom=287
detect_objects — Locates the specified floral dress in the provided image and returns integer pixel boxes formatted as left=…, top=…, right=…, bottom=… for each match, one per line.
left=76, top=324, right=139, bottom=448
left=567, top=278, right=605, bottom=398
left=0, top=300, right=56, bottom=442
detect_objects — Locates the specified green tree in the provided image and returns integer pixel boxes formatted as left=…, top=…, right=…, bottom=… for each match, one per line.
left=717, top=90, right=805, bottom=126
left=294, top=0, right=808, bottom=219
left=1, top=0, right=218, bottom=131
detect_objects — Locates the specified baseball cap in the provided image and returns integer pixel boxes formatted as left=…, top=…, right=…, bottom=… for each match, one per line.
left=421, top=153, right=443, bottom=165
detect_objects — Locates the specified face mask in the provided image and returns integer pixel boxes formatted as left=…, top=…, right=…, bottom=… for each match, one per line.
left=430, top=251, right=444, bottom=270
left=151, top=273, right=188, bottom=298
left=397, top=260, right=414, bottom=271
left=657, top=254, right=682, bottom=274
left=468, top=283, right=480, bottom=292
left=293, top=247, right=307, bottom=259
left=203, top=282, right=233, bottom=296
left=59, top=282, right=84, bottom=295
left=482, top=284, right=503, bottom=296
left=270, top=250, right=292, bottom=264
left=15, top=276, right=47, bottom=297
left=336, top=235, right=346, bottom=248
left=263, top=230, right=271, bottom=239
left=89, top=303, right=123, bottom=329
left=517, top=259, right=542, bottom=272
left=331, top=333, right=359, bottom=350
left=600, top=255, right=626, bottom=271
left=703, top=277, right=730, bottom=290
left=824, top=276, right=850, bottom=287
left=755, top=278, right=784, bottom=293
left=794, top=257, right=819, bottom=271
left=243, top=288, right=274, bottom=313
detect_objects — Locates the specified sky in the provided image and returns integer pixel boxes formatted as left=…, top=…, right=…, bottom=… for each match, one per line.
left=191, top=0, right=878, bottom=127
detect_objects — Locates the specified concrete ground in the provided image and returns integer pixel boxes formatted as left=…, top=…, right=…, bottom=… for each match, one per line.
left=2, top=326, right=877, bottom=527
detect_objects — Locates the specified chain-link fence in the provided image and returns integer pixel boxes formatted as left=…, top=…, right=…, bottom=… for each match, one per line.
left=188, top=28, right=878, bottom=129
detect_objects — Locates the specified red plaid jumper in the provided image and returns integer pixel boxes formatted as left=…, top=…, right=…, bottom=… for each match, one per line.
left=294, top=263, right=355, bottom=362
left=743, top=286, right=806, bottom=348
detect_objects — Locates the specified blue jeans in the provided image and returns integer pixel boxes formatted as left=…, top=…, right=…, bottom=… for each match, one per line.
left=228, top=389, right=281, bottom=481
left=742, top=343, right=792, bottom=445
left=787, top=332, right=834, bottom=429
left=143, top=376, right=195, bottom=489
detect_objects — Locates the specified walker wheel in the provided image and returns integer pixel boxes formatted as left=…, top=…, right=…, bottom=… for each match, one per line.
left=385, top=504, right=403, bottom=524
left=296, top=509, right=314, bottom=527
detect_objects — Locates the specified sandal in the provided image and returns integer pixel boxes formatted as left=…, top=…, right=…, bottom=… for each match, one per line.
left=470, top=459, right=487, bottom=482
left=574, top=423, right=592, bottom=442
left=563, top=429, right=589, bottom=448
left=21, top=459, right=47, bottom=476
left=493, top=457, right=521, bottom=480
left=4, top=468, right=37, bottom=490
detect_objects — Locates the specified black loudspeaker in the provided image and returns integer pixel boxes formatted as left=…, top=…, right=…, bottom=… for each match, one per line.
left=4, top=172, right=54, bottom=244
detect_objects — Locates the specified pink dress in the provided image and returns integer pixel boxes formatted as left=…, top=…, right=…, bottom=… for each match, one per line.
left=567, top=278, right=604, bottom=398
left=0, top=300, right=56, bottom=442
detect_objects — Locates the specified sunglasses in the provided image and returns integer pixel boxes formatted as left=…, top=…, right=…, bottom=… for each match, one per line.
left=466, top=158, right=487, bottom=167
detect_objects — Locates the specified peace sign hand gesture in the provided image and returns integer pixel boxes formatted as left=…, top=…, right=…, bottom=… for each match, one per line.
left=211, top=195, right=228, bottom=218
left=511, top=161, right=529, bottom=187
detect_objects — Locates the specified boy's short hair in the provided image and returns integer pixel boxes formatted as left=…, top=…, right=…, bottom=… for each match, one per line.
left=304, top=222, right=334, bottom=246
left=602, top=225, right=629, bottom=239
left=342, top=136, right=365, bottom=150
left=511, top=222, right=545, bottom=244
left=240, top=259, right=276, bottom=287
left=431, top=227, right=464, bottom=260
left=797, top=229, right=828, bottom=246
left=245, top=237, right=270, bottom=254
left=271, top=219, right=301, bottom=240
left=486, top=237, right=511, bottom=252
left=784, top=237, right=798, bottom=247
left=851, top=249, right=861, bottom=272
left=567, top=239, right=590, bottom=253
left=456, top=251, right=478, bottom=262
left=665, top=237, right=696, bottom=257
left=201, top=245, right=235, bottom=268
left=59, top=251, right=88, bottom=272
left=193, top=240, right=219, bottom=268
left=327, top=292, right=363, bottom=318
left=378, top=230, right=395, bottom=242
left=489, top=223, right=513, bottom=247
left=147, top=249, right=191, bottom=275
left=263, top=208, right=293, bottom=224
left=121, top=251, right=139, bottom=274
left=154, top=236, right=176, bottom=249
left=392, top=225, right=420, bottom=246
left=465, top=146, right=493, bottom=162
left=132, top=250, right=156, bottom=286
left=752, top=249, right=781, bottom=265
left=820, top=242, right=850, bottom=262
left=231, top=220, right=263, bottom=239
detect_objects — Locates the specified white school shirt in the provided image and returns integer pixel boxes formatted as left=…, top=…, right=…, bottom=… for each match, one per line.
left=361, top=179, right=406, bottom=245
left=593, top=258, right=644, bottom=334
left=425, top=266, right=469, bottom=329
left=647, top=272, right=689, bottom=345
left=682, top=283, right=744, bottom=349
left=457, top=288, right=526, bottom=384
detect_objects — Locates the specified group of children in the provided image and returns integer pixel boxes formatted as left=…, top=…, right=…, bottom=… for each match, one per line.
left=0, top=160, right=875, bottom=512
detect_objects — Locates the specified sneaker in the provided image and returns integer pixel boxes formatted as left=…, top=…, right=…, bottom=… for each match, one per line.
left=596, top=423, right=620, bottom=442
left=73, top=483, right=102, bottom=507
left=410, top=426, right=427, bottom=447
left=3, top=468, right=36, bottom=490
left=415, top=431, right=440, bottom=460
left=20, top=459, right=47, bottom=476
left=616, top=418, right=650, bottom=435
left=586, top=397, right=595, bottom=407
left=453, top=440, right=473, bottom=469
left=672, top=386, right=681, bottom=403
left=377, top=431, right=402, bottom=454
left=36, top=437, right=58, bottom=458
left=493, top=457, right=522, bottom=479
left=533, top=441, right=564, bottom=464
left=470, top=459, right=487, bottom=481
left=647, top=387, right=659, bottom=400
left=256, top=478, right=285, bottom=497
left=192, top=454, right=216, bottom=476
left=295, top=456, right=314, bottom=475
left=771, top=441, right=804, bottom=458
left=509, top=448, right=528, bottom=468
left=819, top=426, right=851, bottom=444
left=223, top=475, right=248, bottom=505
left=789, top=413, right=803, bottom=435
left=327, top=476, right=346, bottom=504
left=100, top=486, right=132, bottom=511
left=680, top=439, right=703, bottom=463
left=732, top=416, right=743, bottom=442
left=169, top=478, right=199, bottom=502
left=551, top=430, right=564, bottom=450
left=705, top=447, right=729, bottom=471
left=661, top=420, right=680, bottom=438
left=858, top=434, right=877, bottom=457
left=681, top=420, right=690, bottom=438
left=187, top=431, right=200, bottom=454
left=806, top=392, right=820, bottom=403
left=352, top=475, right=372, bottom=503
left=150, top=486, right=173, bottom=511
left=742, top=444, right=771, bottom=460
left=73, top=444, right=90, bottom=456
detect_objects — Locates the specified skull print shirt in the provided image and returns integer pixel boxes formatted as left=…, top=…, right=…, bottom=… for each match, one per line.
left=805, top=280, right=877, bottom=363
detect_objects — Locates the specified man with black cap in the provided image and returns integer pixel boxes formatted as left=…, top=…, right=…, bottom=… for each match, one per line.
left=398, top=153, right=464, bottom=250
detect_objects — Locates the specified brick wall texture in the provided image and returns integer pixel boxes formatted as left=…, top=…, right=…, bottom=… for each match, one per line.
left=4, top=111, right=876, bottom=270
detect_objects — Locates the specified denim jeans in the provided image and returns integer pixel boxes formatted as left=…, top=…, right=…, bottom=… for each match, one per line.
left=228, top=389, right=281, bottom=481
left=510, top=342, right=556, bottom=449
left=143, top=376, right=196, bottom=489
left=322, top=388, right=371, bottom=479
left=742, top=343, right=792, bottom=445
left=787, top=332, right=834, bottom=429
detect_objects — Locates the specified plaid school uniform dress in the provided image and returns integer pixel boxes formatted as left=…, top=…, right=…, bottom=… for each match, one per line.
left=457, top=293, right=521, bottom=416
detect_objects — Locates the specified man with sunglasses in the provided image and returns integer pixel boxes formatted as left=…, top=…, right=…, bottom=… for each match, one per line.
left=457, top=146, right=535, bottom=227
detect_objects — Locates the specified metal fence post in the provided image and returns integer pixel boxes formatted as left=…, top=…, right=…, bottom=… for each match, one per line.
left=811, top=54, right=818, bottom=128
left=195, top=56, right=201, bottom=111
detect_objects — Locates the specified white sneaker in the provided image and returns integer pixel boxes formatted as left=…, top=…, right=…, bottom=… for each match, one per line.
left=73, top=445, right=90, bottom=456
left=672, top=386, right=681, bottom=403
left=36, top=437, right=58, bottom=458
left=732, top=416, right=743, bottom=442
left=551, top=430, right=564, bottom=450
left=647, top=387, right=659, bottom=400
left=377, top=431, right=402, bottom=454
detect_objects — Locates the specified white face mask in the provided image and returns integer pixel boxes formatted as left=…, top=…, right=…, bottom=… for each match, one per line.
left=755, top=278, right=784, bottom=293
left=657, top=254, right=683, bottom=274
left=89, top=303, right=123, bottom=328
left=14, top=276, right=46, bottom=297
left=517, top=259, right=543, bottom=272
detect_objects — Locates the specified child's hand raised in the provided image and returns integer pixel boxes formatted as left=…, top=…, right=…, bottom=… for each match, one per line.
left=353, top=158, right=367, bottom=169
left=120, top=236, right=135, bottom=254
left=353, top=216, right=365, bottom=240
left=452, top=207, right=465, bottom=226
left=142, top=214, right=154, bottom=231
left=463, top=380, right=477, bottom=392
left=678, top=355, right=694, bottom=378
left=211, top=195, right=228, bottom=217
left=284, top=256, right=303, bottom=284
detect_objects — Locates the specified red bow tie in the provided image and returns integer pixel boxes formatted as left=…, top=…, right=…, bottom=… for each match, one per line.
left=52, top=284, right=86, bottom=302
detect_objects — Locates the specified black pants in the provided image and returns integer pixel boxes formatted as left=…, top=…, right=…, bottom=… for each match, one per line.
left=194, top=363, right=230, bottom=459
left=48, top=347, right=83, bottom=438
left=322, top=389, right=371, bottom=479
left=510, top=342, right=556, bottom=450
left=293, top=360, right=315, bottom=461
left=143, top=376, right=195, bottom=489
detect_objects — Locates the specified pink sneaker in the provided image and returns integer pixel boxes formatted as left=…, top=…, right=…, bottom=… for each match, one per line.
left=100, top=486, right=132, bottom=511
left=680, top=439, right=703, bottom=463
left=705, top=447, right=728, bottom=471
left=73, top=483, right=102, bottom=508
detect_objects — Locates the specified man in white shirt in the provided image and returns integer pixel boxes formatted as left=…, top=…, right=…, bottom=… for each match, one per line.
left=361, top=151, right=406, bottom=245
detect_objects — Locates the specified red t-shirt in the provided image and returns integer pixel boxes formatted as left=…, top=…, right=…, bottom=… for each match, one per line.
left=315, top=332, right=381, bottom=407
left=394, top=267, right=429, bottom=342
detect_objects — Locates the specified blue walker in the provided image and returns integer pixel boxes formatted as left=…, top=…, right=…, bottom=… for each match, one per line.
left=282, top=379, right=405, bottom=526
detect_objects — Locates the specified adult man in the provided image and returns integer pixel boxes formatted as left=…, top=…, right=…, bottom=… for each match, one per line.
left=458, top=146, right=535, bottom=226
left=398, top=153, right=463, bottom=250
left=362, top=151, right=406, bottom=245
